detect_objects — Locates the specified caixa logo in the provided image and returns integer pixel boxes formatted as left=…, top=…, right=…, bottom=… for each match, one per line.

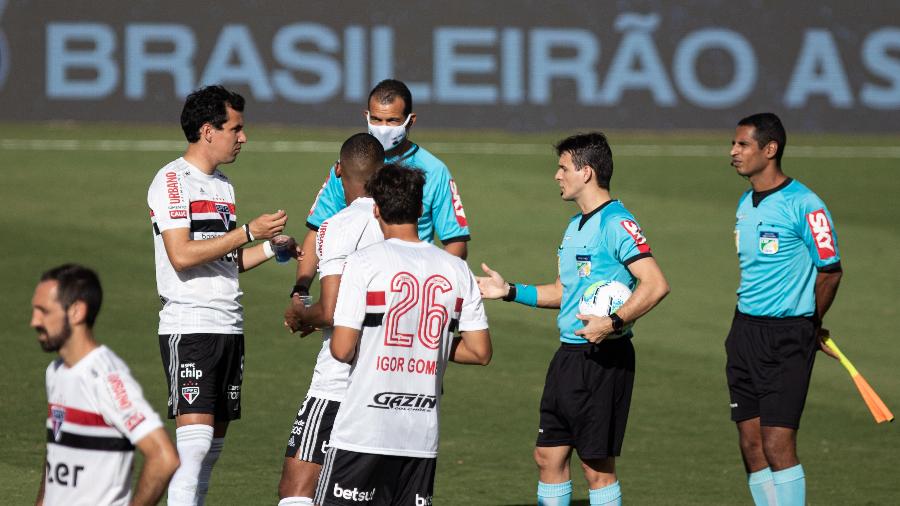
left=368, top=392, right=437, bottom=412
left=0, top=0, right=9, bottom=92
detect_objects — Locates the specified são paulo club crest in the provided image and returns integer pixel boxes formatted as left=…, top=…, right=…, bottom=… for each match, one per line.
left=182, top=386, right=199, bottom=404
left=215, top=203, right=231, bottom=228
left=51, top=405, right=66, bottom=442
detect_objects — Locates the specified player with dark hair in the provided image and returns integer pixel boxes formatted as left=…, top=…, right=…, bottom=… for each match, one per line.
left=477, top=132, right=669, bottom=506
left=33, top=264, right=179, bottom=505
left=314, top=164, right=491, bottom=505
left=285, top=79, right=471, bottom=325
left=727, top=113, right=842, bottom=506
left=147, top=85, right=295, bottom=505
left=277, top=134, right=384, bottom=506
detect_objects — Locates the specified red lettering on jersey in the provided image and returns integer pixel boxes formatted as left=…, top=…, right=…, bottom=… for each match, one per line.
left=620, top=220, right=651, bottom=253
left=806, top=209, right=836, bottom=259
left=317, top=222, right=328, bottom=258
left=449, top=180, right=468, bottom=227
left=165, top=171, right=182, bottom=205
left=169, top=210, right=187, bottom=219
left=124, top=412, right=146, bottom=432
left=107, top=374, right=133, bottom=410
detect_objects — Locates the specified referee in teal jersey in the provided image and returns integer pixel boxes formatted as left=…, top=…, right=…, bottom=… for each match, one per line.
left=478, top=133, right=669, bottom=506
left=727, top=113, right=843, bottom=506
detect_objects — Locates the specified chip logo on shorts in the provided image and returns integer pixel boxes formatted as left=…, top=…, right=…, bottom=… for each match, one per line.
left=806, top=209, right=836, bottom=259
left=181, top=386, right=199, bottom=405
left=758, top=231, right=779, bottom=254
left=576, top=254, right=591, bottom=277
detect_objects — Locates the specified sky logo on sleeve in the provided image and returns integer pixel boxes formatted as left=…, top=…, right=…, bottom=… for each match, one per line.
left=807, top=209, right=836, bottom=259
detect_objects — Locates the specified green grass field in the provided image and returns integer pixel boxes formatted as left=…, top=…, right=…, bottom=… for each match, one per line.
left=1, top=122, right=897, bottom=505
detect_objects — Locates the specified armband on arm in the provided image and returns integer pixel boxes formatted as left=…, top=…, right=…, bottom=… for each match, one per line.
left=502, top=283, right=538, bottom=307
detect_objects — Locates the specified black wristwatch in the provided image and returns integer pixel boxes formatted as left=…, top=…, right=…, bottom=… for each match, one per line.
left=289, top=284, right=309, bottom=299
left=609, top=313, right=625, bottom=332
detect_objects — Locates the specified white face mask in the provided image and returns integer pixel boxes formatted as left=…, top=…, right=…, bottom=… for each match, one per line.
left=367, top=112, right=412, bottom=151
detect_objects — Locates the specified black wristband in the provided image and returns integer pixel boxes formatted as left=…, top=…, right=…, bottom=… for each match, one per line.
left=243, top=223, right=253, bottom=243
left=610, top=313, right=625, bottom=332
left=502, top=283, right=517, bottom=302
left=290, top=284, right=309, bottom=299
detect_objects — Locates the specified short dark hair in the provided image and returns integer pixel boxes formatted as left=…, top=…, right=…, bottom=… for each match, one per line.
left=366, top=164, right=425, bottom=225
left=738, top=112, right=786, bottom=165
left=555, top=132, right=614, bottom=189
left=339, top=133, right=385, bottom=180
left=368, top=79, right=413, bottom=116
left=40, top=264, right=103, bottom=328
left=181, top=85, right=245, bottom=143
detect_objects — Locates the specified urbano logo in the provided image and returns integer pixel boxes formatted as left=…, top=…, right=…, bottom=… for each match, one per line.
left=0, top=0, right=10, bottom=91
left=41, top=12, right=900, bottom=109
left=368, top=392, right=437, bottom=412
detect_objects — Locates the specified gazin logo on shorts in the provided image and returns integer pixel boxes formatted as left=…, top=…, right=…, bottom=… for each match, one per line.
left=368, top=392, right=437, bottom=412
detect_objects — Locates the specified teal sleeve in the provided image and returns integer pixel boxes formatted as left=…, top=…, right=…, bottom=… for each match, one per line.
left=306, top=166, right=347, bottom=229
left=797, top=195, right=840, bottom=268
left=430, top=166, right=470, bottom=241
left=609, top=216, right=651, bottom=264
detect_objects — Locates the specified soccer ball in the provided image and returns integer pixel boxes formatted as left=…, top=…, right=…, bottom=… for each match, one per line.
left=578, top=280, right=633, bottom=338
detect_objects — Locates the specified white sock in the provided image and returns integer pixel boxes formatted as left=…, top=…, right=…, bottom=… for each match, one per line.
left=167, top=424, right=214, bottom=506
left=196, top=437, right=224, bottom=506
left=278, top=498, right=314, bottom=505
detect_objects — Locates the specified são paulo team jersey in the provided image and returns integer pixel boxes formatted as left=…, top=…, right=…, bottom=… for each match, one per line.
left=305, top=143, right=470, bottom=243
left=148, top=158, right=242, bottom=334
left=330, top=239, right=488, bottom=458
left=44, top=346, right=163, bottom=506
left=734, top=178, right=841, bottom=317
left=307, top=197, right=384, bottom=402
left=557, top=200, right=652, bottom=344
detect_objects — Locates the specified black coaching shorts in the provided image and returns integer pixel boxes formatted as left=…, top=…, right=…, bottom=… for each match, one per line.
left=315, top=449, right=435, bottom=506
left=159, top=333, right=244, bottom=421
left=725, top=310, right=818, bottom=429
left=536, top=340, right=635, bottom=460
left=284, top=396, right=340, bottom=465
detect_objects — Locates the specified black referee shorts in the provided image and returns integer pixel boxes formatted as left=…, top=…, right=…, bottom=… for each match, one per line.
left=536, top=340, right=635, bottom=460
left=725, top=310, right=818, bottom=429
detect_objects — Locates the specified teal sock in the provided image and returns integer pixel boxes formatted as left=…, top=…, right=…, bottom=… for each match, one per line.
left=589, top=481, right=621, bottom=506
left=748, top=467, right=776, bottom=505
left=537, top=480, right=572, bottom=506
left=773, top=464, right=805, bottom=506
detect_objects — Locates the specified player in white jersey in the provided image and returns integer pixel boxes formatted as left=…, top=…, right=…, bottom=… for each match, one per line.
left=32, top=264, right=179, bottom=506
left=277, top=134, right=385, bottom=506
left=147, top=85, right=294, bottom=506
left=316, top=165, right=492, bottom=506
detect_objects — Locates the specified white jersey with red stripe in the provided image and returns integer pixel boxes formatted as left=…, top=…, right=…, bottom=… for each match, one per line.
left=330, top=239, right=488, bottom=458
left=44, top=346, right=163, bottom=506
left=147, top=157, right=242, bottom=334
left=308, top=197, right=383, bottom=402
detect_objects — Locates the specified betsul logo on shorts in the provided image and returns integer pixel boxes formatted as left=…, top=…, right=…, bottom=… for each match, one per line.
left=806, top=209, right=836, bottom=260
left=368, top=392, right=437, bottom=412
left=333, top=483, right=375, bottom=502
left=416, top=494, right=434, bottom=505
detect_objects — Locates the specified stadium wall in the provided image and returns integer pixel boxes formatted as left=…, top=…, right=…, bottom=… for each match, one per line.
left=0, top=1, right=898, bottom=131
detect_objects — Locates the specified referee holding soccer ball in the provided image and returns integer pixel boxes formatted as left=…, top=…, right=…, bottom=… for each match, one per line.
left=477, top=132, right=669, bottom=506
left=726, top=113, right=843, bottom=506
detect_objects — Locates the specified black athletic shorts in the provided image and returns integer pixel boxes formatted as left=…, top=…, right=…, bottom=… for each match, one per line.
left=159, top=333, right=244, bottom=420
left=725, top=310, right=818, bottom=428
left=536, top=340, right=635, bottom=460
left=284, top=396, right=340, bottom=465
left=315, top=449, right=435, bottom=506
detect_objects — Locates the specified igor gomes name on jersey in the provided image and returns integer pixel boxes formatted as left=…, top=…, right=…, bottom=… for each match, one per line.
left=147, top=158, right=242, bottom=334
left=330, top=239, right=488, bottom=458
